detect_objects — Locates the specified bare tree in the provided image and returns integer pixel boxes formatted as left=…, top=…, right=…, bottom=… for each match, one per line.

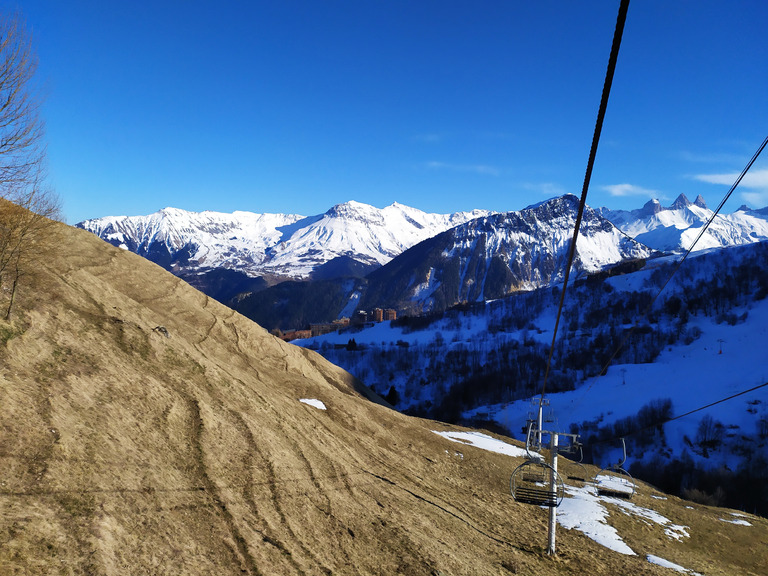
left=0, top=178, right=60, bottom=320
left=0, top=12, right=45, bottom=187
left=0, top=12, right=60, bottom=321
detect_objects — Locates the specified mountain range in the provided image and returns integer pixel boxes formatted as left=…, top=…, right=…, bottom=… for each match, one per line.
left=77, top=201, right=490, bottom=281
left=598, top=194, right=768, bottom=252
left=360, top=195, right=653, bottom=314
left=78, top=194, right=768, bottom=329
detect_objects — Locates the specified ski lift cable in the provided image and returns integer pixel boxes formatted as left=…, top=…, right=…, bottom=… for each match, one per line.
left=562, top=134, right=768, bottom=422
left=586, top=380, right=768, bottom=448
left=538, top=0, right=631, bottom=407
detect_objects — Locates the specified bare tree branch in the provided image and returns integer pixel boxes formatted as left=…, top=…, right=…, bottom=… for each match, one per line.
left=0, top=11, right=59, bottom=321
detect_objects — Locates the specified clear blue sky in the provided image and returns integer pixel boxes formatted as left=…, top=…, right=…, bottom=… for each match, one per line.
left=10, top=0, right=768, bottom=223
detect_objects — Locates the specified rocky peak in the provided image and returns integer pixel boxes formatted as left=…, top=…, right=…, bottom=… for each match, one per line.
left=670, top=194, right=692, bottom=210
left=637, top=198, right=663, bottom=217
left=693, top=195, right=708, bottom=209
left=324, top=201, right=385, bottom=225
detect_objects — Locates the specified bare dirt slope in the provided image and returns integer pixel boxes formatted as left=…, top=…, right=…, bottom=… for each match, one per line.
left=1, top=222, right=767, bottom=575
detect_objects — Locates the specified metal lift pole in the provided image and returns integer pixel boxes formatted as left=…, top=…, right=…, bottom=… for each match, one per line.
left=547, top=432, right=559, bottom=554
left=537, top=401, right=543, bottom=436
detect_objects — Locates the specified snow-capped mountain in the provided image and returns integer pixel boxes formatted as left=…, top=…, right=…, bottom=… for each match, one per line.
left=599, top=193, right=768, bottom=252
left=77, top=201, right=491, bottom=280
left=360, top=195, right=655, bottom=314
left=78, top=194, right=768, bottom=290
left=76, top=207, right=305, bottom=273
left=261, top=201, right=491, bottom=277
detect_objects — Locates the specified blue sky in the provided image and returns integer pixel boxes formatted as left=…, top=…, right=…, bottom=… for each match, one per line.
left=11, top=0, right=768, bottom=223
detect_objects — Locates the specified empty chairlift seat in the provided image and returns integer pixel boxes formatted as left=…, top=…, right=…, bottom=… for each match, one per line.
left=594, top=468, right=636, bottom=499
left=510, top=460, right=564, bottom=508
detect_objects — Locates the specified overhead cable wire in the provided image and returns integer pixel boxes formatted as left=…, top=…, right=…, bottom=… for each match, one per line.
left=603, top=134, right=768, bottom=370
left=586, top=381, right=768, bottom=447
left=562, top=133, right=768, bottom=423
left=539, top=0, right=630, bottom=407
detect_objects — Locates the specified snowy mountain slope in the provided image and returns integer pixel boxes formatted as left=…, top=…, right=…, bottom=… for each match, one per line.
left=78, top=194, right=768, bottom=295
left=360, top=195, right=655, bottom=313
left=479, top=293, right=768, bottom=469
left=77, top=207, right=305, bottom=273
left=260, top=201, right=491, bottom=277
left=77, top=201, right=491, bottom=280
left=599, top=193, right=768, bottom=252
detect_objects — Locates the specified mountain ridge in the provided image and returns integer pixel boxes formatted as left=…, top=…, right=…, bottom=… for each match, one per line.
left=77, top=201, right=491, bottom=282
left=78, top=195, right=768, bottom=289
left=77, top=195, right=768, bottom=330
left=359, top=195, right=655, bottom=314
left=598, top=193, right=768, bottom=252
left=228, top=196, right=656, bottom=328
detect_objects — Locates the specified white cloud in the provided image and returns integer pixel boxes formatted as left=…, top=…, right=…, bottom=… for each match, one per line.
left=741, top=191, right=768, bottom=207
left=424, top=161, right=500, bottom=176
left=693, top=168, right=768, bottom=208
left=600, top=183, right=659, bottom=197
left=693, top=168, right=768, bottom=189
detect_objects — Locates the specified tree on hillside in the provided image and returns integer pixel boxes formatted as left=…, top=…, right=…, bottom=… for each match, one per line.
left=0, top=12, right=60, bottom=320
left=0, top=178, right=60, bottom=319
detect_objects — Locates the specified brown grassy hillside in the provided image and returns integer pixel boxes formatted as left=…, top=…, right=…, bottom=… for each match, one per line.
left=1, top=221, right=767, bottom=575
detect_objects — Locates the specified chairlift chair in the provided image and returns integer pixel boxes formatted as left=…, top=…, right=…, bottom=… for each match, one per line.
left=594, top=438, right=636, bottom=499
left=510, top=422, right=565, bottom=507
left=511, top=460, right=565, bottom=507
left=566, top=443, right=588, bottom=484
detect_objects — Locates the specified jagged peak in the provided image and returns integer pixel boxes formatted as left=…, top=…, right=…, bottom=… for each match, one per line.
left=638, top=199, right=663, bottom=216
left=157, top=206, right=189, bottom=216
left=523, top=193, right=579, bottom=212
left=325, top=200, right=378, bottom=218
left=670, top=194, right=692, bottom=210
left=693, top=195, right=707, bottom=209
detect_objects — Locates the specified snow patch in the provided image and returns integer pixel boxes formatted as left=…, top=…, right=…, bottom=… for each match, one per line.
left=557, top=484, right=691, bottom=556
left=557, top=485, right=635, bottom=555
left=602, top=496, right=690, bottom=541
left=432, top=431, right=529, bottom=458
left=299, top=398, right=327, bottom=410
left=646, top=554, right=702, bottom=575
left=338, top=288, right=361, bottom=319
left=720, top=517, right=752, bottom=526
